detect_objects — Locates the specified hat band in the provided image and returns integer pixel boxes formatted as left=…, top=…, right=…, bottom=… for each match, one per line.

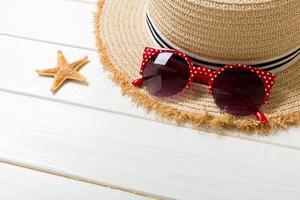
left=146, top=12, right=300, bottom=72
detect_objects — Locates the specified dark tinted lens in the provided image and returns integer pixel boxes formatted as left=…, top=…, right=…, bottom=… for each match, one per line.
left=212, top=68, right=265, bottom=116
left=142, top=52, right=190, bottom=97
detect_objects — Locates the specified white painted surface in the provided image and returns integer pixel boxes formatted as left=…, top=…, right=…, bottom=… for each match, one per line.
left=1, top=0, right=300, bottom=148
left=0, top=162, right=149, bottom=200
left=1, top=91, right=300, bottom=199
left=0, top=0, right=300, bottom=199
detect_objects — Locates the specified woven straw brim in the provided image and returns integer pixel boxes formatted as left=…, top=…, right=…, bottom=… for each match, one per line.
left=95, top=0, right=300, bottom=134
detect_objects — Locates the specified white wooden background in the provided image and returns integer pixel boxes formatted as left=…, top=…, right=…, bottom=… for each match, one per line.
left=0, top=0, right=300, bottom=199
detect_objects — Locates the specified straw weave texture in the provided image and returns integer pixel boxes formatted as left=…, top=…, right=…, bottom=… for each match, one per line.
left=95, top=0, right=300, bottom=134
left=148, top=0, right=299, bottom=61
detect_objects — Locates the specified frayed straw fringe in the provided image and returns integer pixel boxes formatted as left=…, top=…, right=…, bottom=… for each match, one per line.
left=94, top=0, right=300, bottom=135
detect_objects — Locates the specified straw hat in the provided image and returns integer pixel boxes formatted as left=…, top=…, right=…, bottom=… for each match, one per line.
left=95, top=0, right=300, bottom=134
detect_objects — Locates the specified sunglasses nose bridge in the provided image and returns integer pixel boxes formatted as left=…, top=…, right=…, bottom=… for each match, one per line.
left=191, top=67, right=212, bottom=86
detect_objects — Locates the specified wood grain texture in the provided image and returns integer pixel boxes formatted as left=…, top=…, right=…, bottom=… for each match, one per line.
left=0, top=0, right=95, bottom=49
left=0, top=0, right=300, bottom=148
left=0, top=0, right=300, bottom=199
left=0, top=91, right=299, bottom=199
left=0, top=36, right=152, bottom=119
left=0, top=162, right=150, bottom=200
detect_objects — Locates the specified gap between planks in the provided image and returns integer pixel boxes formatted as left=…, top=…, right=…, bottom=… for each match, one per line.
left=1, top=89, right=300, bottom=199
left=1, top=0, right=300, bottom=151
left=0, top=33, right=95, bottom=52
left=0, top=32, right=300, bottom=152
left=0, top=161, right=152, bottom=200
left=0, top=159, right=172, bottom=200
left=0, top=85, right=300, bottom=153
left=2, top=0, right=300, bottom=199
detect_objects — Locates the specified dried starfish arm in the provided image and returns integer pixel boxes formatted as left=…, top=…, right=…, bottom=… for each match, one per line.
left=36, top=68, right=58, bottom=77
left=57, top=50, right=69, bottom=66
left=51, top=75, right=67, bottom=92
left=67, top=71, right=86, bottom=82
left=70, top=56, right=89, bottom=70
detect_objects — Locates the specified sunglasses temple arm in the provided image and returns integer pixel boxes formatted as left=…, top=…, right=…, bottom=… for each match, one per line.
left=215, top=84, right=268, bottom=123
left=240, top=95, right=268, bottom=123
left=132, top=77, right=144, bottom=87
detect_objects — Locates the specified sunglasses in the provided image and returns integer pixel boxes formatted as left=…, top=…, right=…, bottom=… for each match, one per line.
left=132, top=47, right=276, bottom=123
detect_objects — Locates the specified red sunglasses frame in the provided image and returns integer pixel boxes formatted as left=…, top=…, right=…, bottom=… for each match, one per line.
left=133, top=47, right=276, bottom=123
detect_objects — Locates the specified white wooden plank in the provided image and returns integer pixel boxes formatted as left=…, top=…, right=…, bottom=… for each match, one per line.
left=0, top=35, right=153, bottom=119
left=1, top=0, right=300, bottom=148
left=0, top=0, right=95, bottom=49
left=0, top=91, right=300, bottom=200
left=69, top=0, right=97, bottom=4
left=2, top=30, right=300, bottom=151
left=0, top=162, right=150, bottom=200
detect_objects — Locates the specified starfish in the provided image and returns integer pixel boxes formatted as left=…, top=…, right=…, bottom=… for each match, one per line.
left=36, top=51, right=88, bottom=93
